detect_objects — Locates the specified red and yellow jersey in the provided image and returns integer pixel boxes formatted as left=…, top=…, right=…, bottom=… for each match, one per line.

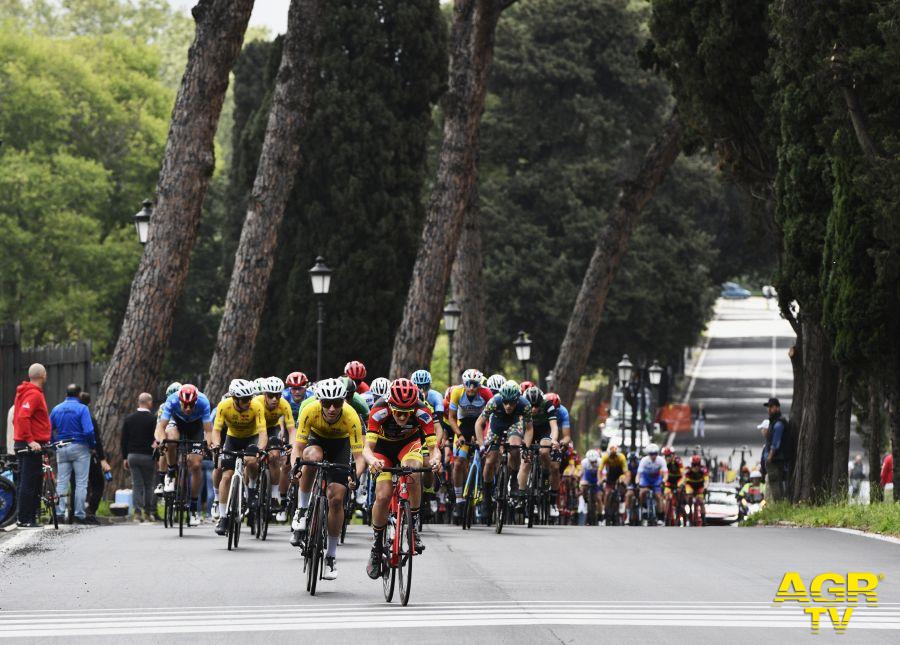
left=367, top=401, right=436, bottom=449
left=665, top=456, right=684, bottom=481
left=253, top=394, right=295, bottom=431
left=681, top=466, right=709, bottom=488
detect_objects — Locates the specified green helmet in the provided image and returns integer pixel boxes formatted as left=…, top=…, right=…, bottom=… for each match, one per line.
left=341, top=376, right=357, bottom=398
left=166, top=382, right=182, bottom=398
left=499, top=381, right=520, bottom=403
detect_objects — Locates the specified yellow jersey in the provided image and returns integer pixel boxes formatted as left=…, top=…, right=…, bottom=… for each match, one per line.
left=296, top=401, right=363, bottom=454
left=253, top=395, right=295, bottom=431
left=600, top=452, right=627, bottom=481
left=213, top=397, right=266, bottom=439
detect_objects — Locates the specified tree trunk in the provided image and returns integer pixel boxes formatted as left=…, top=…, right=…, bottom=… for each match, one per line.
left=830, top=367, right=851, bottom=497
left=552, top=113, right=683, bottom=408
left=790, top=319, right=838, bottom=502
left=93, top=0, right=255, bottom=467
left=889, top=384, right=900, bottom=502
left=450, top=181, right=487, bottom=379
left=867, top=380, right=884, bottom=502
left=206, top=0, right=323, bottom=400
left=389, top=0, right=514, bottom=377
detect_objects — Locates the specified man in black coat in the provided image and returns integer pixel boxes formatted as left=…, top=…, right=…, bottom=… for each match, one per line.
left=121, top=393, right=157, bottom=521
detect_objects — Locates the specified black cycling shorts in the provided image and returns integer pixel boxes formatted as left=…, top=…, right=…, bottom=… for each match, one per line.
left=220, top=435, right=258, bottom=471
left=266, top=427, right=285, bottom=447
left=305, top=433, right=352, bottom=487
left=532, top=424, right=552, bottom=443
left=172, top=417, right=204, bottom=442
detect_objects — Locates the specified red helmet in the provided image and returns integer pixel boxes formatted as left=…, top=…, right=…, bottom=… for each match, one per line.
left=286, top=371, right=308, bottom=388
left=545, top=392, right=560, bottom=408
left=179, top=384, right=199, bottom=406
left=344, top=360, right=366, bottom=381
left=662, top=446, right=673, bottom=457
left=691, top=454, right=703, bottom=467
left=519, top=380, right=535, bottom=394
left=388, top=378, right=419, bottom=409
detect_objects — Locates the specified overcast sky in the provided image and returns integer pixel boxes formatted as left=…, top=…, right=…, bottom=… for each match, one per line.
left=171, top=1, right=290, bottom=35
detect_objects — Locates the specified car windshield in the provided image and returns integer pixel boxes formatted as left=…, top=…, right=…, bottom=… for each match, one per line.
left=707, top=491, right=736, bottom=505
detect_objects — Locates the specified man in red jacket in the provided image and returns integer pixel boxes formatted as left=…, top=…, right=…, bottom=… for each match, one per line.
left=13, top=363, right=50, bottom=528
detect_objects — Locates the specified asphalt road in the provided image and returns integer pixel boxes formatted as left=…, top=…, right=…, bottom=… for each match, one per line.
left=1, top=519, right=899, bottom=643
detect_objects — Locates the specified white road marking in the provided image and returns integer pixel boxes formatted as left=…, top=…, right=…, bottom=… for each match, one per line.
left=827, top=527, right=900, bottom=545
left=0, top=526, right=44, bottom=562
left=2, top=602, right=899, bottom=636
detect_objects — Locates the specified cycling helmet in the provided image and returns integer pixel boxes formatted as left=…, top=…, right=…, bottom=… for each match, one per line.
left=388, top=378, right=419, bottom=409
left=646, top=443, right=660, bottom=455
left=411, top=369, right=432, bottom=388
left=662, top=446, right=673, bottom=457
left=461, top=368, right=483, bottom=385
left=524, top=386, right=543, bottom=407
left=585, top=449, right=600, bottom=464
left=499, top=381, right=520, bottom=403
left=344, top=360, right=366, bottom=381
left=545, top=392, right=561, bottom=408
left=519, top=380, right=535, bottom=394
left=178, top=384, right=199, bottom=406
left=252, top=377, right=267, bottom=395
left=627, top=451, right=638, bottom=462
left=486, top=373, right=506, bottom=392
left=166, top=382, right=183, bottom=398
left=750, top=470, right=762, bottom=480
left=263, top=376, right=284, bottom=394
left=315, top=377, right=347, bottom=401
left=690, top=454, right=703, bottom=466
left=285, top=371, right=308, bottom=388
left=741, top=464, right=750, bottom=473
left=370, top=377, right=390, bottom=399
left=341, top=376, right=357, bottom=396
left=228, top=379, right=256, bottom=398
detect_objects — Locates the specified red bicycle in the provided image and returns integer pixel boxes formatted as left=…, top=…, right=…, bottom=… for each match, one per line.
left=17, top=440, right=69, bottom=529
left=379, top=465, right=431, bottom=606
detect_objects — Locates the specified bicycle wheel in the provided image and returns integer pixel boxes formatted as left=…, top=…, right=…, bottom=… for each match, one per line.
left=177, top=461, right=188, bottom=537
left=398, top=501, right=414, bottom=606
left=308, top=500, right=326, bottom=596
left=256, top=468, right=270, bottom=541
left=227, top=479, right=240, bottom=550
left=340, top=496, right=351, bottom=545
left=382, top=514, right=396, bottom=602
left=0, top=475, right=17, bottom=529
left=164, top=491, right=174, bottom=529
left=495, top=464, right=508, bottom=535
left=43, top=474, right=58, bottom=529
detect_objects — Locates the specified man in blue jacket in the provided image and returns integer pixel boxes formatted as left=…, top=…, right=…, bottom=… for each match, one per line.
left=50, top=384, right=96, bottom=524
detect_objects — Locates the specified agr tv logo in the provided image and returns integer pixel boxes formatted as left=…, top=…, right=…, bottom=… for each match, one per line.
left=773, top=572, right=883, bottom=633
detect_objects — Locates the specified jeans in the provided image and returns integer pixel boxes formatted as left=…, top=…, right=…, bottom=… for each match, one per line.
left=127, top=453, right=156, bottom=515
left=201, top=459, right=215, bottom=514
left=14, top=442, right=42, bottom=524
left=56, top=442, right=91, bottom=519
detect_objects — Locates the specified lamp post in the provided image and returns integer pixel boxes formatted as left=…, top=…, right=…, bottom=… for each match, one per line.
left=134, top=199, right=152, bottom=246
left=442, top=300, right=461, bottom=387
left=308, top=256, right=332, bottom=381
left=514, top=331, right=532, bottom=382
left=617, top=354, right=634, bottom=451
left=648, top=359, right=663, bottom=436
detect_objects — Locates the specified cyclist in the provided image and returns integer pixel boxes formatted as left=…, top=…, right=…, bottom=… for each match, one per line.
left=155, top=384, right=212, bottom=526
left=209, top=394, right=229, bottom=520
left=519, top=386, right=560, bottom=517
left=737, top=469, right=765, bottom=516
left=518, top=380, right=536, bottom=394
left=154, top=382, right=182, bottom=495
left=365, top=378, right=439, bottom=578
left=446, top=369, right=493, bottom=521
left=283, top=371, right=312, bottom=425
left=344, top=360, right=370, bottom=398
left=369, top=377, right=390, bottom=402
left=291, top=378, right=366, bottom=580
left=212, top=379, right=267, bottom=536
left=254, top=376, right=294, bottom=520
left=624, top=450, right=640, bottom=522
left=341, top=376, right=370, bottom=425
left=599, top=444, right=627, bottom=518
left=681, top=454, right=709, bottom=522
left=637, top=443, right=667, bottom=525
left=411, top=370, right=445, bottom=515
left=486, top=373, right=506, bottom=395
left=579, top=449, right=602, bottom=516
left=545, top=393, right=572, bottom=445
left=661, top=446, right=684, bottom=521
left=477, top=381, right=532, bottom=521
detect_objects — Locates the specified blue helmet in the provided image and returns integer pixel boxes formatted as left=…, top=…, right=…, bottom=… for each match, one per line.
left=411, top=370, right=432, bottom=388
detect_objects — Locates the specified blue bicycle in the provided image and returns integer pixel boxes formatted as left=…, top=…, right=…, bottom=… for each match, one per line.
left=460, top=442, right=483, bottom=530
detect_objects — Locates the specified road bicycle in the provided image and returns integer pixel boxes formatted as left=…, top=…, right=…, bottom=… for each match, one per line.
left=459, top=441, right=483, bottom=530
left=161, top=438, right=205, bottom=537
left=0, top=454, right=18, bottom=529
left=17, top=441, right=70, bottom=529
left=379, top=465, right=431, bottom=606
left=295, top=459, right=352, bottom=597
left=523, top=444, right=551, bottom=528
left=222, top=448, right=256, bottom=551
left=684, top=490, right=705, bottom=526
left=626, top=485, right=641, bottom=526
left=640, top=485, right=660, bottom=526
left=488, top=438, right=519, bottom=534
left=603, top=481, right=624, bottom=526
left=583, top=481, right=599, bottom=526
left=254, top=441, right=282, bottom=541
left=664, top=485, right=684, bottom=526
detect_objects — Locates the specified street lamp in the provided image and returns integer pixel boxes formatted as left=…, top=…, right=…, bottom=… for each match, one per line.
left=443, top=300, right=461, bottom=387
left=617, top=354, right=637, bottom=452
left=308, top=256, right=332, bottom=381
left=648, top=360, right=662, bottom=386
left=514, top=330, right=532, bottom=382
left=134, top=199, right=152, bottom=245
left=617, top=354, right=633, bottom=386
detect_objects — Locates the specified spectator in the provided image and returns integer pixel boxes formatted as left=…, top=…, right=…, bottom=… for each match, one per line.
left=5, top=404, right=13, bottom=455
left=761, top=397, right=788, bottom=502
left=881, top=452, right=894, bottom=500
left=50, top=384, right=96, bottom=524
left=849, top=454, right=865, bottom=499
left=693, top=403, right=706, bottom=438
left=121, top=393, right=157, bottom=522
left=79, top=392, right=110, bottom=521
left=13, top=363, right=51, bottom=528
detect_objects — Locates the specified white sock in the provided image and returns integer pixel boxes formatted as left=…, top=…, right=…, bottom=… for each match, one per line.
left=327, top=535, right=338, bottom=558
left=213, top=492, right=219, bottom=502
left=271, top=485, right=280, bottom=500
left=299, top=491, right=311, bottom=508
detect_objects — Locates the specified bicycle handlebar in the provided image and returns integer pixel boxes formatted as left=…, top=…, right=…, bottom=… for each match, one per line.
left=295, top=459, right=352, bottom=472
left=16, top=440, right=71, bottom=454
left=381, top=466, right=432, bottom=474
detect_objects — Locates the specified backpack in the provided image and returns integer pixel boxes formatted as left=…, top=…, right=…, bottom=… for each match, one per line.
left=776, top=416, right=796, bottom=463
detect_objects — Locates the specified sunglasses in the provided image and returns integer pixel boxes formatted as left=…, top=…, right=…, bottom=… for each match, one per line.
left=235, top=396, right=252, bottom=404
left=265, top=393, right=280, bottom=400
left=464, top=380, right=480, bottom=388
left=389, top=406, right=415, bottom=415
left=321, top=399, right=343, bottom=410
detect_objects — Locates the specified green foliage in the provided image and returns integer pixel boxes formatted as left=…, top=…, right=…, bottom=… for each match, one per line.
left=0, top=24, right=171, bottom=351
left=744, top=500, right=900, bottom=537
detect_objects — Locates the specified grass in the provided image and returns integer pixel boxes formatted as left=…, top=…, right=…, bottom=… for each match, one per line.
left=744, top=500, right=900, bottom=537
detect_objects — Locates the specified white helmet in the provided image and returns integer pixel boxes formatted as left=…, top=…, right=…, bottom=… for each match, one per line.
left=263, top=376, right=284, bottom=394
left=461, top=368, right=483, bottom=384
left=750, top=470, right=762, bottom=479
left=315, top=377, right=347, bottom=401
left=252, top=377, right=267, bottom=395
left=486, top=373, right=506, bottom=392
left=585, top=449, right=600, bottom=464
left=166, top=382, right=183, bottom=397
left=228, top=379, right=256, bottom=398
left=370, top=377, right=390, bottom=399
left=646, top=443, right=660, bottom=455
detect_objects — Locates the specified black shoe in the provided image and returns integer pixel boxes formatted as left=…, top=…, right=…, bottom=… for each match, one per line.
left=16, top=521, right=40, bottom=529
left=214, top=518, right=227, bottom=536
left=366, top=548, right=382, bottom=580
left=414, top=533, right=425, bottom=554
left=290, top=529, right=304, bottom=548
left=82, top=516, right=100, bottom=525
